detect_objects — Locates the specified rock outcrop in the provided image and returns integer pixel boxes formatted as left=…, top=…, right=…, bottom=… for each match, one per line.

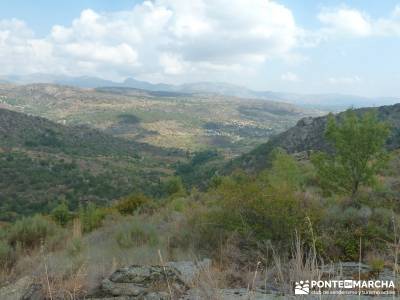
left=229, top=103, right=400, bottom=173
left=88, top=259, right=211, bottom=299
left=87, top=259, right=274, bottom=300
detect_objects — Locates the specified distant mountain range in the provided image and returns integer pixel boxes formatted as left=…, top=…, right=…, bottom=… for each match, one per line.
left=1, top=73, right=399, bottom=110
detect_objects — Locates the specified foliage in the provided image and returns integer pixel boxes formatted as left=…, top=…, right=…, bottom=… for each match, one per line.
left=0, top=240, right=13, bottom=267
left=115, top=220, right=159, bottom=248
left=175, top=150, right=224, bottom=190
left=184, top=153, right=319, bottom=253
left=79, top=203, right=105, bottom=233
left=51, top=202, right=72, bottom=226
left=6, top=215, right=60, bottom=249
left=164, top=176, right=186, bottom=197
left=312, top=110, right=390, bottom=197
left=66, top=238, right=84, bottom=257
left=369, top=257, right=385, bottom=275
left=114, top=194, right=150, bottom=215
left=320, top=205, right=395, bottom=260
left=0, top=150, right=168, bottom=221
left=265, top=148, right=304, bottom=191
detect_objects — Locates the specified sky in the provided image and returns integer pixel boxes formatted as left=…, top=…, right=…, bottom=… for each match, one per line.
left=0, top=0, right=399, bottom=97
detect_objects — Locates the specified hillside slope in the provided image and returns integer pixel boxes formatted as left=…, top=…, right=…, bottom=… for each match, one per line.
left=0, top=83, right=321, bottom=156
left=0, top=108, right=183, bottom=221
left=229, top=103, right=400, bottom=172
left=0, top=107, right=180, bottom=157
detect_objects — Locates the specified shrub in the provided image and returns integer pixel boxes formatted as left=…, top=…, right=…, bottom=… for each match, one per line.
left=7, top=215, right=60, bottom=249
left=0, top=240, right=13, bottom=267
left=321, top=204, right=395, bottom=261
left=51, top=201, right=72, bottom=226
left=114, top=194, right=150, bottom=215
left=66, top=238, right=84, bottom=257
left=165, top=177, right=186, bottom=197
left=167, top=197, right=189, bottom=212
left=79, top=203, right=105, bottom=233
left=369, top=257, right=385, bottom=276
left=266, top=148, right=304, bottom=191
left=184, top=168, right=312, bottom=253
left=115, top=220, right=158, bottom=248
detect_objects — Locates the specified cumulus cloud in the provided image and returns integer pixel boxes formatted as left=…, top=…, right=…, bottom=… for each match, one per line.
left=0, top=0, right=303, bottom=82
left=318, top=5, right=400, bottom=38
left=318, top=7, right=372, bottom=37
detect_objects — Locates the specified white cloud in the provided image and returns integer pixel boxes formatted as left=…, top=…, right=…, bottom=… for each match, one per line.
left=0, top=0, right=303, bottom=82
left=318, top=7, right=372, bottom=37
left=159, top=53, right=187, bottom=75
left=281, top=72, right=299, bottom=82
left=328, top=76, right=361, bottom=85
left=318, top=5, right=400, bottom=38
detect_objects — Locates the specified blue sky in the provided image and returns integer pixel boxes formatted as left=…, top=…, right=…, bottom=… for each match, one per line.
left=0, top=0, right=399, bottom=97
left=0, top=0, right=143, bottom=35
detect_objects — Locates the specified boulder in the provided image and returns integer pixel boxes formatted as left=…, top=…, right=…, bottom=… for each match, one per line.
left=90, top=259, right=210, bottom=299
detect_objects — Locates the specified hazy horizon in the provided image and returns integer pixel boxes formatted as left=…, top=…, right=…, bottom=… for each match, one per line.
left=1, top=0, right=400, bottom=98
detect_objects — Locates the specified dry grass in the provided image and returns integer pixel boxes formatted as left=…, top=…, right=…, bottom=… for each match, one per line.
left=3, top=207, right=400, bottom=299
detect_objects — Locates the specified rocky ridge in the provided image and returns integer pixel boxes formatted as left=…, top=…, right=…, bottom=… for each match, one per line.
left=230, top=103, right=400, bottom=172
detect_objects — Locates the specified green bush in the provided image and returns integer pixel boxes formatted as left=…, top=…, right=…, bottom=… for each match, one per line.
left=115, top=220, right=158, bottom=248
left=51, top=202, right=72, bottom=226
left=183, top=154, right=317, bottom=253
left=167, top=197, right=188, bottom=212
left=79, top=203, right=105, bottom=233
left=369, top=258, right=385, bottom=275
left=320, top=205, right=395, bottom=261
left=7, top=215, right=60, bottom=249
left=114, top=194, right=150, bottom=215
left=165, top=177, right=186, bottom=197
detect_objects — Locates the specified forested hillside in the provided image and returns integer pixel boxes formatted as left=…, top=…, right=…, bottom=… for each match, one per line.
left=0, top=108, right=184, bottom=221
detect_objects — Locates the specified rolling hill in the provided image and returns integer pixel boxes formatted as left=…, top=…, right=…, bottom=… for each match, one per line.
left=0, top=83, right=319, bottom=156
left=0, top=108, right=183, bottom=221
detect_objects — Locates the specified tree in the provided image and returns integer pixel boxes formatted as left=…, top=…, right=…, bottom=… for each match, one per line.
left=312, top=110, right=390, bottom=197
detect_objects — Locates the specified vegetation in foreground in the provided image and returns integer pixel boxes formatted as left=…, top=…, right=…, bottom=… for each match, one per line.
left=1, top=109, right=400, bottom=298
